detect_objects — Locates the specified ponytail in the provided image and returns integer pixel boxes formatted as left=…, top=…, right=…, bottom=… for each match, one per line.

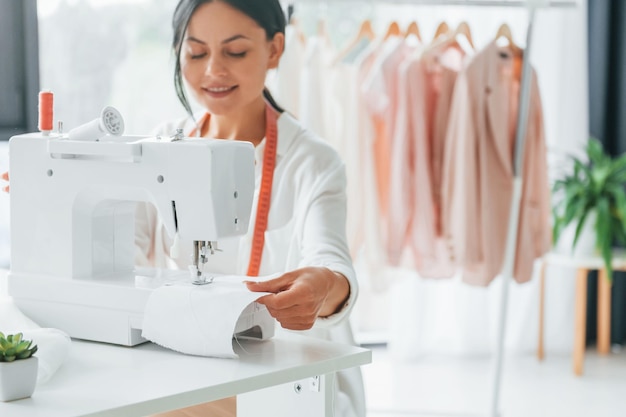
left=263, top=88, right=284, bottom=114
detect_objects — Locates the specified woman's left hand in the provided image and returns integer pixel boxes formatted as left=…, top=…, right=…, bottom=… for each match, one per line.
left=245, top=267, right=349, bottom=331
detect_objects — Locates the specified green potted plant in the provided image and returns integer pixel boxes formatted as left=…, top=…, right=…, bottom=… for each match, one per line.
left=0, top=332, right=39, bottom=402
left=552, top=138, right=626, bottom=281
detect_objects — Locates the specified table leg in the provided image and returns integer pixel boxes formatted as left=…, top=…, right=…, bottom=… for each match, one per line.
left=573, top=268, right=588, bottom=376
left=597, top=269, right=612, bottom=355
left=537, top=261, right=546, bottom=361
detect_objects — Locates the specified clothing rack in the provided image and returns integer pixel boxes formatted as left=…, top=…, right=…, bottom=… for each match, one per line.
left=289, top=1, right=579, bottom=417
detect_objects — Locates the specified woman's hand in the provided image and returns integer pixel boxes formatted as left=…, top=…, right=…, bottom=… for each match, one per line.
left=1, top=171, right=8, bottom=193
left=246, top=267, right=350, bottom=331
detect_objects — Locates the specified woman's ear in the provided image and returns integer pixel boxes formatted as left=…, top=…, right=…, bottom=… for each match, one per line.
left=267, top=32, right=285, bottom=70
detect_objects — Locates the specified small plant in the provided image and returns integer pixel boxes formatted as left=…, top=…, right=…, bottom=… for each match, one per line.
left=552, top=138, right=626, bottom=281
left=0, top=332, right=38, bottom=363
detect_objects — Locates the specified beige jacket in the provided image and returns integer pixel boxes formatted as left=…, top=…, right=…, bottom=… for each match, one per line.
left=442, top=41, right=551, bottom=286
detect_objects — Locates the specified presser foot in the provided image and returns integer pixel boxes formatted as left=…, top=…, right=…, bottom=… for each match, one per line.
left=192, top=275, right=215, bottom=286
left=188, top=265, right=214, bottom=285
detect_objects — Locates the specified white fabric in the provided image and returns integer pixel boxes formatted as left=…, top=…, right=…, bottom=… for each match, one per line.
left=135, top=112, right=365, bottom=417
left=299, top=35, right=334, bottom=139
left=274, top=24, right=304, bottom=117
left=0, top=297, right=71, bottom=385
left=142, top=277, right=272, bottom=359
left=327, top=60, right=385, bottom=278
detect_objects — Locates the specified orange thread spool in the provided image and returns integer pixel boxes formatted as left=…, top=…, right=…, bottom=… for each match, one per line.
left=38, top=91, right=54, bottom=133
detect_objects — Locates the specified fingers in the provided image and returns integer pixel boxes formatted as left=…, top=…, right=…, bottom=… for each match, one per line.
left=264, top=306, right=317, bottom=330
left=1, top=172, right=8, bottom=193
left=245, top=273, right=294, bottom=294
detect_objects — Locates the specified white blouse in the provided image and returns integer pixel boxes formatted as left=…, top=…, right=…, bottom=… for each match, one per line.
left=135, top=111, right=365, bottom=417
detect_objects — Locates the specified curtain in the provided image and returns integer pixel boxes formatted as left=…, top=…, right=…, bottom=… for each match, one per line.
left=587, top=0, right=626, bottom=347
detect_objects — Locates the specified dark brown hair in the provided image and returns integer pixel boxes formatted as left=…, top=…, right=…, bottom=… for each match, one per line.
left=172, top=0, right=286, bottom=115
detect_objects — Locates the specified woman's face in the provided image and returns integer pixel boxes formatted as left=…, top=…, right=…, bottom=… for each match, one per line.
left=181, top=1, right=283, bottom=116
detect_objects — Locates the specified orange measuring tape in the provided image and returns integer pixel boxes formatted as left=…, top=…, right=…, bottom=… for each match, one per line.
left=188, top=104, right=279, bottom=277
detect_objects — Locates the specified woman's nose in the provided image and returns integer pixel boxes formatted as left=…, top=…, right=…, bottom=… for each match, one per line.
left=205, top=55, right=228, bottom=77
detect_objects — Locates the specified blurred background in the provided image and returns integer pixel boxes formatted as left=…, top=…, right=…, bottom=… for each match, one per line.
left=1, top=0, right=625, bottom=416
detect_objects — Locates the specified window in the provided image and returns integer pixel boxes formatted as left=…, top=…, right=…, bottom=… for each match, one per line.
left=0, top=0, right=39, bottom=141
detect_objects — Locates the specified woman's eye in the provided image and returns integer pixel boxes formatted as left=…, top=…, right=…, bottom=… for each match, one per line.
left=190, top=52, right=207, bottom=60
left=228, top=51, right=247, bottom=58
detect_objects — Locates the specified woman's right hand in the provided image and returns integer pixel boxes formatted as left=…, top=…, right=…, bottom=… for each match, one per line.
left=1, top=171, right=9, bottom=193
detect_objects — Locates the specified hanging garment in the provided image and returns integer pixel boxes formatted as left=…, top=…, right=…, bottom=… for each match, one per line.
left=361, top=36, right=416, bottom=248
left=299, top=35, right=334, bottom=139
left=441, top=41, right=551, bottom=286
left=135, top=111, right=365, bottom=417
left=274, top=24, right=305, bottom=117
left=387, top=46, right=465, bottom=278
left=326, top=52, right=387, bottom=284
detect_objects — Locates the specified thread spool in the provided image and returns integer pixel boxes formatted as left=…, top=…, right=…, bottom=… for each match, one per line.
left=67, top=106, right=125, bottom=141
left=38, top=91, right=54, bottom=134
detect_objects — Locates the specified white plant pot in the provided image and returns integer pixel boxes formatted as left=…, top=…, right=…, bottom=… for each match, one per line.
left=0, top=356, right=38, bottom=402
left=556, top=210, right=598, bottom=257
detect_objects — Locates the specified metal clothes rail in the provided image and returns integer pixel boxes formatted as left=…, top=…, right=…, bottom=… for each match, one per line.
left=288, top=1, right=579, bottom=417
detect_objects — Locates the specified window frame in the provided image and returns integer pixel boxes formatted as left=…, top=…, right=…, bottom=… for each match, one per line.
left=0, top=0, right=39, bottom=141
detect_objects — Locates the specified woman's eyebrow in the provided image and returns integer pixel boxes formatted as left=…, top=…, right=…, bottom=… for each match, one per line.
left=222, top=34, right=250, bottom=44
left=185, top=35, right=250, bottom=45
left=185, top=36, right=206, bottom=44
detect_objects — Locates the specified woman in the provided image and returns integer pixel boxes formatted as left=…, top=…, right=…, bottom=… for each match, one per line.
left=134, top=1, right=365, bottom=416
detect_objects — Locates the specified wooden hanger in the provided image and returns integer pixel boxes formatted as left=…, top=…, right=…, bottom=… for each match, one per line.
left=405, top=21, right=422, bottom=41
left=290, top=17, right=307, bottom=46
left=433, top=21, right=450, bottom=41
left=495, top=23, right=522, bottom=55
left=495, top=23, right=523, bottom=80
left=384, top=21, right=402, bottom=40
left=455, top=21, right=474, bottom=49
left=357, top=19, right=376, bottom=42
left=331, top=19, right=376, bottom=66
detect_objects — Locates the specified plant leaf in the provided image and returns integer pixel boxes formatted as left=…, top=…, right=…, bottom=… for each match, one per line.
left=587, top=138, right=604, bottom=164
left=596, top=198, right=613, bottom=282
left=14, top=340, right=30, bottom=354
left=572, top=210, right=590, bottom=251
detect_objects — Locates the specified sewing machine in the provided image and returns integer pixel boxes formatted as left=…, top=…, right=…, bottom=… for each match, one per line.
left=7, top=108, right=275, bottom=346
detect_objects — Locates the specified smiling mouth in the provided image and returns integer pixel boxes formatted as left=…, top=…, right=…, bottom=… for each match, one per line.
left=204, top=86, right=238, bottom=94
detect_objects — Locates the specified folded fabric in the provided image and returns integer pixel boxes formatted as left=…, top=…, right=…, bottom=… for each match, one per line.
left=21, top=328, right=71, bottom=384
left=142, top=276, right=273, bottom=358
left=0, top=298, right=72, bottom=384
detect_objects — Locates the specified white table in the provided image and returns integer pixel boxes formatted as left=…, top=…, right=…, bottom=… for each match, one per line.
left=0, top=272, right=371, bottom=416
left=538, top=249, right=626, bottom=375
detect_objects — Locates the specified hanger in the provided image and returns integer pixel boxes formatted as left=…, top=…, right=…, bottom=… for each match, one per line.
left=405, top=21, right=422, bottom=41
left=331, top=19, right=376, bottom=66
left=454, top=21, right=474, bottom=49
left=495, top=23, right=523, bottom=80
left=289, top=16, right=307, bottom=46
left=357, top=19, right=376, bottom=42
left=384, top=21, right=402, bottom=40
left=495, top=23, right=522, bottom=55
left=433, top=21, right=450, bottom=41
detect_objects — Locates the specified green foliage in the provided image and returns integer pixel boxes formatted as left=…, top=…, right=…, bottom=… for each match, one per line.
left=0, top=332, right=38, bottom=363
left=553, top=138, right=626, bottom=281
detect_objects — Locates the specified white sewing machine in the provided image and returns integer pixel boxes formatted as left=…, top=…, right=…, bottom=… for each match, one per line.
left=7, top=107, right=275, bottom=346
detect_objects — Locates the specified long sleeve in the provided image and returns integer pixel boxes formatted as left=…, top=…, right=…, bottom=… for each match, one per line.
left=386, top=61, right=414, bottom=265
left=441, top=70, right=482, bottom=266
left=298, top=160, right=358, bottom=329
left=407, top=60, right=437, bottom=265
